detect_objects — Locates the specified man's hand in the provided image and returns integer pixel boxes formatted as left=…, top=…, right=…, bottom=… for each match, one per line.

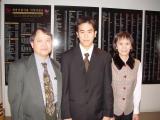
left=132, top=114, right=140, bottom=120
left=110, top=117, right=115, bottom=120
left=102, top=116, right=112, bottom=120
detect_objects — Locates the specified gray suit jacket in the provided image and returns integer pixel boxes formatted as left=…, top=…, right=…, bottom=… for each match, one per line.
left=8, top=54, right=62, bottom=120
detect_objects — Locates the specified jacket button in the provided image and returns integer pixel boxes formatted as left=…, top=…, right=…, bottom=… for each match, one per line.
left=123, top=87, right=126, bottom=90
left=85, top=90, right=88, bottom=93
left=122, top=98, right=125, bottom=100
left=123, top=75, right=127, bottom=78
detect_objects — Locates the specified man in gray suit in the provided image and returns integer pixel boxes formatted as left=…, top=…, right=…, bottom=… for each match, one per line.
left=8, top=28, right=62, bottom=120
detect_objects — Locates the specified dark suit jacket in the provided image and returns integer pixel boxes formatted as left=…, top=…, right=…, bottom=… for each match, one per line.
left=61, top=46, right=113, bottom=120
left=8, top=54, right=62, bottom=120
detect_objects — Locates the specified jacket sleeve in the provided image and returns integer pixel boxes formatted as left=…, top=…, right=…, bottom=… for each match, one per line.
left=103, top=53, right=113, bottom=117
left=8, top=62, right=24, bottom=120
left=61, top=55, right=71, bottom=119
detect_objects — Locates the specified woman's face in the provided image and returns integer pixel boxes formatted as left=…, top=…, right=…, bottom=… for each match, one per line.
left=116, top=38, right=132, bottom=58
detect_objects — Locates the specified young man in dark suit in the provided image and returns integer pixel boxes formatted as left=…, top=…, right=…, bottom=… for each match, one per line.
left=8, top=28, right=62, bottom=120
left=61, top=16, right=113, bottom=120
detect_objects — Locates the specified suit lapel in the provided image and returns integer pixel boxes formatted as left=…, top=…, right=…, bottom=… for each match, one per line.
left=73, top=46, right=86, bottom=72
left=74, top=45, right=98, bottom=73
left=87, top=46, right=98, bottom=73
left=26, top=54, right=45, bottom=112
left=50, top=59, right=62, bottom=115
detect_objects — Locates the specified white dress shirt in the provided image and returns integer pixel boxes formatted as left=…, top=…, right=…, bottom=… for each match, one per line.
left=79, top=43, right=94, bottom=61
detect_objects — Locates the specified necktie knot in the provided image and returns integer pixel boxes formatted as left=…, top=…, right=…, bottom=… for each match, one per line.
left=84, top=53, right=89, bottom=58
left=42, top=63, right=47, bottom=69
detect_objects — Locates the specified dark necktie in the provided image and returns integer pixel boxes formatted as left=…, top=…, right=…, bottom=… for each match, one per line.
left=42, top=63, right=55, bottom=116
left=84, top=53, right=90, bottom=72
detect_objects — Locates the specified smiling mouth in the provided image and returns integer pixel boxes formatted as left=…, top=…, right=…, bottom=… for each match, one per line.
left=121, top=51, right=127, bottom=52
left=83, top=40, right=90, bottom=42
left=41, top=49, right=48, bottom=51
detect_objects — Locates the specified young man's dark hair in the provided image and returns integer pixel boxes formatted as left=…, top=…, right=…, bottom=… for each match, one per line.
left=75, top=16, right=97, bottom=32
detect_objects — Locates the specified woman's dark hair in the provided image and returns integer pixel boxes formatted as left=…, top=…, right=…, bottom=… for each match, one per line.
left=112, top=31, right=135, bottom=53
left=29, top=27, right=52, bottom=42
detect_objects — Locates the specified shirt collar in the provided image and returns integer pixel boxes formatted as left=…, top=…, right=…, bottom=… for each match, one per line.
left=34, top=53, right=50, bottom=65
left=79, top=44, right=94, bottom=61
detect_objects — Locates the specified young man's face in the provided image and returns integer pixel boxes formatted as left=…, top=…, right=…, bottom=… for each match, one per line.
left=31, top=30, right=52, bottom=59
left=76, top=22, right=97, bottom=49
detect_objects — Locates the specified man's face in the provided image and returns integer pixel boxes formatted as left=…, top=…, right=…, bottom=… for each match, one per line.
left=31, top=30, right=52, bottom=59
left=76, top=22, right=97, bottom=49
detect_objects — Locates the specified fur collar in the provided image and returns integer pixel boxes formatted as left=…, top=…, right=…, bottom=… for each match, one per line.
left=113, top=54, right=135, bottom=70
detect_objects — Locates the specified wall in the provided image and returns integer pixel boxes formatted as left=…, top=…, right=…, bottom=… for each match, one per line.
left=1, top=0, right=160, bottom=116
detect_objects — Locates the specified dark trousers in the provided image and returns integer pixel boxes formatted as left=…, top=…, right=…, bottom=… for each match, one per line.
left=114, top=112, right=133, bottom=120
